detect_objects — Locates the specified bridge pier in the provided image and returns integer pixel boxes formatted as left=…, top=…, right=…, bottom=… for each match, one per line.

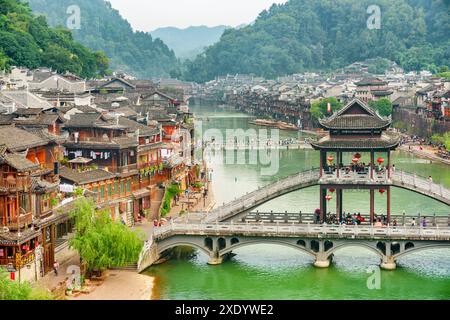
left=380, top=256, right=396, bottom=271
left=208, top=257, right=223, bottom=266
left=314, top=256, right=331, bottom=268
left=313, top=241, right=333, bottom=268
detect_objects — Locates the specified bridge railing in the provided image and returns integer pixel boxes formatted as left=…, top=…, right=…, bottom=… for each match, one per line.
left=204, top=169, right=320, bottom=222
left=242, top=211, right=450, bottom=227
left=199, top=168, right=449, bottom=224
left=393, top=170, right=450, bottom=201
left=153, top=222, right=450, bottom=241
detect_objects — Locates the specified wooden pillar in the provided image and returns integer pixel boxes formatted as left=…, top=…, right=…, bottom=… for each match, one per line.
left=370, top=151, right=374, bottom=180
left=336, top=152, right=341, bottom=178
left=370, top=188, right=375, bottom=225
left=320, top=187, right=327, bottom=223
left=320, top=151, right=324, bottom=178
left=387, top=186, right=391, bottom=224
left=336, top=188, right=343, bottom=221
left=387, top=151, right=391, bottom=179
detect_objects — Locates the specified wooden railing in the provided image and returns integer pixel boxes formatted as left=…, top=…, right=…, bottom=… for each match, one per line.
left=0, top=173, right=31, bottom=191
left=2, top=212, right=33, bottom=230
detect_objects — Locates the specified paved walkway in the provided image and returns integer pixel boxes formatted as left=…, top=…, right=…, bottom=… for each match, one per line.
left=400, top=144, right=450, bottom=165
left=39, top=252, right=80, bottom=292
left=69, top=270, right=154, bottom=300
left=169, top=181, right=215, bottom=219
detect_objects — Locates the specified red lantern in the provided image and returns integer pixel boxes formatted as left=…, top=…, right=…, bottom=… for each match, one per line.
left=325, top=195, right=332, bottom=201
left=379, top=188, right=386, bottom=194
left=377, top=157, right=385, bottom=164
left=354, top=153, right=362, bottom=159
left=329, top=188, right=335, bottom=193
left=352, top=158, right=359, bottom=163
left=327, top=156, right=334, bottom=163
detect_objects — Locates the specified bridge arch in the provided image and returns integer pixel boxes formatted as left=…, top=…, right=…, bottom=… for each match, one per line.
left=326, top=242, right=384, bottom=260
left=394, top=243, right=450, bottom=260
left=219, top=239, right=317, bottom=259
left=157, top=241, right=212, bottom=258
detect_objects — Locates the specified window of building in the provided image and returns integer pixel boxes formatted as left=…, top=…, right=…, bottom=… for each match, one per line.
left=120, top=181, right=124, bottom=195
left=20, top=193, right=30, bottom=213
left=107, top=184, right=112, bottom=197
left=100, top=185, right=105, bottom=199
left=114, top=181, right=119, bottom=195
left=41, top=194, right=51, bottom=213
left=126, top=180, right=131, bottom=193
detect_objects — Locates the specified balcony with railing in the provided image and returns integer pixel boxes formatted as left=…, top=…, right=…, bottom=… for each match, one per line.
left=321, top=166, right=389, bottom=184
left=0, top=173, right=31, bottom=192
left=0, top=250, right=36, bottom=268
left=97, top=163, right=138, bottom=175
left=1, top=212, right=33, bottom=230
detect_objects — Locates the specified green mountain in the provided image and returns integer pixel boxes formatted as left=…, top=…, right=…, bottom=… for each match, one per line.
left=27, top=0, right=178, bottom=78
left=182, top=0, right=450, bottom=82
left=151, top=25, right=228, bottom=60
left=0, top=0, right=108, bottom=77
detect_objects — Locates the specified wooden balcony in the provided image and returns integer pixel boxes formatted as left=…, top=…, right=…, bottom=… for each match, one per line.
left=321, top=167, right=389, bottom=184
left=1, top=212, right=33, bottom=231
left=0, top=251, right=35, bottom=268
left=0, top=173, right=31, bottom=192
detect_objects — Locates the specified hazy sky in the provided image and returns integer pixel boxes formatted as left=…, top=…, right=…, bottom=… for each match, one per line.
left=107, top=0, right=288, bottom=31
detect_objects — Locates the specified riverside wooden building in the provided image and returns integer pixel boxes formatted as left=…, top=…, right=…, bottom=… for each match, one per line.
left=0, top=126, right=70, bottom=281
left=311, top=99, right=401, bottom=224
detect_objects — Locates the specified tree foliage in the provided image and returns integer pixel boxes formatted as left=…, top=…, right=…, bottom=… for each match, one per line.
left=69, top=198, right=144, bottom=273
left=369, top=98, right=393, bottom=117
left=0, top=0, right=108, bottom=77
left=28, top=0, right=177, bottom=78
left=310, top=98, right=343, bottom=120
left=0, top=269, right=53, bottom=300
left=432, top=132, right=450, bottom=151
left=180, top=0, right=450, bottom=82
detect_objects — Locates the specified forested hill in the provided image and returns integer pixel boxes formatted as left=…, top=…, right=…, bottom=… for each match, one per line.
left=0, top=0, right=108, bottom=78
left=27, top=0, right=178, bottom=78
left=181, top=0, right=450, bottom=82
left=151, top=25, right=228, bottom=60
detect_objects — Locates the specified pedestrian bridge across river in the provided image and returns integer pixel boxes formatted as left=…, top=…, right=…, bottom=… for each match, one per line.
left=138, top=222, right=450, bottom=273
left=202, top=169, right=450, bottom=223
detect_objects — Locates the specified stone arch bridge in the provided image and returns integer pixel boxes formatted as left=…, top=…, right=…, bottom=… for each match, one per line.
left=138, top=222, right=450, bottom=273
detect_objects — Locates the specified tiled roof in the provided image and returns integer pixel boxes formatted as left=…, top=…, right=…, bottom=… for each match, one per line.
left=311, top=132, right=401, bottom=150
left=0, top=126, right=49, bottom=151
left=14, top=108, right=43, bottom=116
left=64, top=113, right=104, bottom=127
left=60, top=167, right=116, bottom=185
left=0, top=114, right=15, bottom=125
left=321, top=115, right=390, bottom=129
left=355, top=77, right=387, bottom=86
left=320, top=99, right=390, bottom=130
left=31, top=177, right=59, bottom=193
left=2, top=153, right=40, bottom=172
left=118, top=117, right=159, bottom=136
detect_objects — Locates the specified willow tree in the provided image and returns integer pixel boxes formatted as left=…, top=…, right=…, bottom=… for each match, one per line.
left=69, top=198, right=144, bottom=276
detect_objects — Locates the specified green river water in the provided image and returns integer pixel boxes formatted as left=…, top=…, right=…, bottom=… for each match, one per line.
left=145, top=105, right=450, bottom=300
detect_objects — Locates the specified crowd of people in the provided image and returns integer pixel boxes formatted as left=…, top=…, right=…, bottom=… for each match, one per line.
left=314, top=210, right=430, bottom=228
